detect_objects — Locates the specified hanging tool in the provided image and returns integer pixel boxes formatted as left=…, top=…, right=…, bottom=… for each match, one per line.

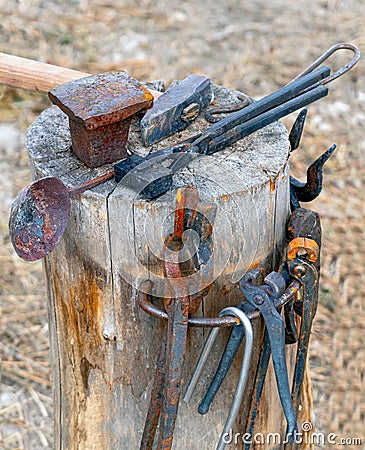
left=140, top=186, right=216, bottom=450
left=290, top=144, right=337, bottom=210
left=182, top=205, right=323, bottom=448
left=240, top=270, right=298, bottom=440
left=245, top=208, right=321, bottom=449
left=183, top=306, right=253, bottom=450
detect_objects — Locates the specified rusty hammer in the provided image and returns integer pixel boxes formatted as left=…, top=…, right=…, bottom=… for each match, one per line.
left=0, top=53, right=161, bottom=168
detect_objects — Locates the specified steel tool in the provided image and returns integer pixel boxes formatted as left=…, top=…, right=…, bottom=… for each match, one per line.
left=140, top=74, right=214, bottom=145
left=192, top=270, right=288, bottom=418
left=240, top=270, right=298, bottom=440
left=140, top=186, right=216, bottom=450
left=245, top=209, right=321, bottom=449
left=183, top=306, right=253, bottom=450
left=290, top=144, right=337, bottom=210
left=115, top=43, right=360, bottom=200
left=284, top=246, right=319, bottom=449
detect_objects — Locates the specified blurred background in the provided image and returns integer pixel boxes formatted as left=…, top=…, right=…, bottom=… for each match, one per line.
left=0, top=1, right=364, bottom=448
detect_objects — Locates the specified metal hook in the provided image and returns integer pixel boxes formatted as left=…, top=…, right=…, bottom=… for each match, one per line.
left=290, top=143, right=337, bottom=206
left=292, top=42, right=360, bottom=86
left=183, top=306, right=253, bottom=450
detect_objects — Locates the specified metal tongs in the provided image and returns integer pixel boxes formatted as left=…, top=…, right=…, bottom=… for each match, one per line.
left=114, top=43, right=360, bottom=199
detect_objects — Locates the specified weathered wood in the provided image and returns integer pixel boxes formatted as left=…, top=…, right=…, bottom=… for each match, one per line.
left=26, top=83, right=303, bottom=449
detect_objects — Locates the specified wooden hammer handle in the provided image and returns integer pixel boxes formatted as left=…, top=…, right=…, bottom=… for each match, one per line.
left=0, top=52, right=161, bottom=97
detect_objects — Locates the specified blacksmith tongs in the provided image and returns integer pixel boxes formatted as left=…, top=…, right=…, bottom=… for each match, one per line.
left=114, top=43, right=360, bottom=200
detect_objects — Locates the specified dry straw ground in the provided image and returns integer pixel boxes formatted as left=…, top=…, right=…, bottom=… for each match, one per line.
left=0, top=1, right=364, bottom=448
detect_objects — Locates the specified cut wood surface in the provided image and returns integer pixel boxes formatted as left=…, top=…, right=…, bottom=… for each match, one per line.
left=26, top=83, right=300, bottom=449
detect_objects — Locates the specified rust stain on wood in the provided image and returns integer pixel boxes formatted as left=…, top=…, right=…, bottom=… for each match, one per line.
left=53, top=265, right=105, bottom=364
left=248, top=261, right=261, bottom=271
left=270, top=177, right=276, bottom=192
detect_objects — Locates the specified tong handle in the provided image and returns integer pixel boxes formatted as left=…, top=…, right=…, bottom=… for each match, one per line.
left=189, top=65, right=330, bottom=154
left=208, top=84, right=328, bottom=154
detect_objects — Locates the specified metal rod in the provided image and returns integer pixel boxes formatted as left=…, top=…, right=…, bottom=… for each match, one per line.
left=67, top=170, right=114, bottom=195
left=183, top=326, right=221, bottom=403
left=183, top=307, right=253, bottom=450
left=138, top=279, right=301, bottom=327
left=292, top=42, right=360, bottom=85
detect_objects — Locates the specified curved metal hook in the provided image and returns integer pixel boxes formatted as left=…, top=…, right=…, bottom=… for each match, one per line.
left=183, top=306, right=253, bottom=450
left=290, top=143, right=337, bottom=203
left=293, top=42, right=360, bottom=85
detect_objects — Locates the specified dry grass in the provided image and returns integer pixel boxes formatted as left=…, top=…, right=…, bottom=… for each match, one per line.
left=1, top=0, right=364, bottom=448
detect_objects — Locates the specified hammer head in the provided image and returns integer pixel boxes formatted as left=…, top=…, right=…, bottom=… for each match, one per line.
left=49, top=71, right=153, bottom=168
left=140, top=74, right=213, bottom=146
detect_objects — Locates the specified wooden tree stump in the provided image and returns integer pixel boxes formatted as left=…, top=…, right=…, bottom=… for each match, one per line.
left=26, top=83, right=303, bottom=449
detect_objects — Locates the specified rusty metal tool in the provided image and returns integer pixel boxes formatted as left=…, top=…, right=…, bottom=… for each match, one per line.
left=140, top=74, right=214, bottom=146
left=244, top=208, right=321, bottom=449
left=9, top=172, right=114, bottom=261
left=284, top=226, right=320, bottom=450
left=140, top=315, right=168, bottom=450
left=290, top=144, right=337, bottom=210
left=48, top=71, right=154, bottom=168
left=183, top=306, right=253, bottom=450
left=140, top=186, right=216, bottom=450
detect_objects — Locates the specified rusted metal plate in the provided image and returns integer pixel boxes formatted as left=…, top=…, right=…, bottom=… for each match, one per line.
left=49, top=71, right=153, bottom=129
left=9, top=177, right=70, bottom=261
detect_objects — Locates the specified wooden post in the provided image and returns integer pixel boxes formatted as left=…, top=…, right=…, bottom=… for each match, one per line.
left=26, top=84, right=303, bottom=449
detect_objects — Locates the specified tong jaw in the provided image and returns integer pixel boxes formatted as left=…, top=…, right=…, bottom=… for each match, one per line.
left=240, top=269, right=298, bottom=438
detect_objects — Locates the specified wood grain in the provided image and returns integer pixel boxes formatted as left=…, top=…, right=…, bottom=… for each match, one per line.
left=0, top=52, right=161, bottom=97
